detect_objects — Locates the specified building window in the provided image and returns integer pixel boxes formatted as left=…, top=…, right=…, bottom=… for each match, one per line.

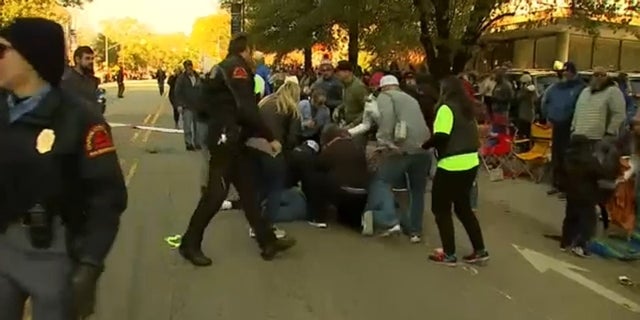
left=534, top=36, right=556, bottom=69
left=592, top=38, right=620, bottom=70
left=620, top=40, right=640, bottom=71
left=568, top=35, right=593, bottom=70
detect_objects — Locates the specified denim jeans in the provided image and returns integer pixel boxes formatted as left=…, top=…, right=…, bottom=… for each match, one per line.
left=272, top=188, right=308, bottom=222
left=182, top=109, right=196, bottom=146
left=377, top=151, right=431, bottom=235
left=365, top=178, right=399, bottom=229
left=254, top=152, right=287, bottom=224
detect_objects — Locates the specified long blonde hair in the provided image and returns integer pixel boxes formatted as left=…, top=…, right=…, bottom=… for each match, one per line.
left=259, top=81, right=301, bottom=118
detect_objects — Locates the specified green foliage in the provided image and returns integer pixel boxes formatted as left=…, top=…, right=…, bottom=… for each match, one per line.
left=189, top=13, right=232, bottom=62
left=234, top=0, right=639, bottom=75
left=95, top=18, right=198, bottom=71
left=243, top=0, right=329, bottom=53
left=92, top=33, right=120, bottom=67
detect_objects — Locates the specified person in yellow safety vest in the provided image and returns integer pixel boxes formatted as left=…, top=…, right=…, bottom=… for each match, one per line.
left=423, top=75, right=489, bottom=267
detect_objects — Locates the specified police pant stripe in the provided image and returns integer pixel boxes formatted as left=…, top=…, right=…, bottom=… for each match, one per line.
left=0, top=218, right=73, bottom=320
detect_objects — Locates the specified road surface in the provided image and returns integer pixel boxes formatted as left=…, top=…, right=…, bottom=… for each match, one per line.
left=92, top=81, right=640, bottom=320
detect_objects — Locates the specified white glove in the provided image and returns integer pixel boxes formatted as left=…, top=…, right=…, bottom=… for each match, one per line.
left=623, top=168, right=634, bottom=181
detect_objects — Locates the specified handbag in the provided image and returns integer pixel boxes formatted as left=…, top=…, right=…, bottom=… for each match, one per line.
left=381, top=92, right=407, bottom=142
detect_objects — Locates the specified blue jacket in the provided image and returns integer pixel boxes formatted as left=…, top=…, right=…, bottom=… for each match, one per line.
left=541, top=78, right=586, bottom=123
left=255, top=64, right=272, bottom=95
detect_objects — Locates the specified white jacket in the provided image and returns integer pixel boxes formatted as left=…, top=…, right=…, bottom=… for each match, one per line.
left=348, top=93, right=380, bottom=136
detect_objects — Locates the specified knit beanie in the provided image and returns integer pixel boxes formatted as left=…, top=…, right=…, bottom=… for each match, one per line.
left=0, top=18, right=66, bottom=87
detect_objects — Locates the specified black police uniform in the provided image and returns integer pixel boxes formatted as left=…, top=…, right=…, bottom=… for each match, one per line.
left=0, top=88, right=127, bottom=319
left=179, top=53, right=294, bottom=266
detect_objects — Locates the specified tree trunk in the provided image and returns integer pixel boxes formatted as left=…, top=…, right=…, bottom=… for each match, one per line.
left=303, top=46, right=312, bottom=71
left=347, top=20, right=359, bottom=66
left=422, top=42, right=452, bottom=80
left=451, top=50, right=471, bottom=75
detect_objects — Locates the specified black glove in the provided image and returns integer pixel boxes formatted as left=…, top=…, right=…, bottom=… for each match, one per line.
left=72, top=264, right=102, bottom=319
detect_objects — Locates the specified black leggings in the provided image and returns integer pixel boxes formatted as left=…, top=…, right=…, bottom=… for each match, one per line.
left=431, top=166, right=485, bottom=255
left=182, top=144, right=276, bottom=249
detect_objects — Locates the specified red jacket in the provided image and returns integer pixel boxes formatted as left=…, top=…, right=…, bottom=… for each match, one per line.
left=462, top=79, right=476, bottom=99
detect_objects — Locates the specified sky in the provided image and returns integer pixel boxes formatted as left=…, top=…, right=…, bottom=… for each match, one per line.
left=79, top=0, right=220, bottom=34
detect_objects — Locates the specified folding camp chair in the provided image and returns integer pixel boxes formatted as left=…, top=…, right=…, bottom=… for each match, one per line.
left=511, top=123, right=552, bottom=182
left=480, top=133, right=515, bottom=181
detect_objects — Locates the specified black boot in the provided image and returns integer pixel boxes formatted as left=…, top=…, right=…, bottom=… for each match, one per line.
left=179, top=237, right=213, bottom=266
left=260, top=237, right=297, bottom=261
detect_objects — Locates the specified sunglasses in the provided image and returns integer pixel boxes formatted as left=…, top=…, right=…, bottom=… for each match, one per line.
left=0, top=43, right=10, bottom=59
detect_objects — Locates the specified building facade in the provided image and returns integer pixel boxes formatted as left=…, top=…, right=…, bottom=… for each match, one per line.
left=475, top=0, right=640, bottom=71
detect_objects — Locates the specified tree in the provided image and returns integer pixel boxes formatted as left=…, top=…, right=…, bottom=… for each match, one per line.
left=92, top=33, right=120, bottom=67
left=96, top=18, right=198, bottom=71
left=241, top=0, right=417, bottom=66
left=0, top=0, right=90, bottom=27
left=412, top=0, right=640, bottom=79
left=189, top=13, right=232, bottom=63
left=238, top=0, right=331, bottom=69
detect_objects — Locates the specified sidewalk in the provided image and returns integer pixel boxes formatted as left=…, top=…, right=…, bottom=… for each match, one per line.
left=478, top=174, right=565, bottom=231
left=479, top=174, right=640, bottom=260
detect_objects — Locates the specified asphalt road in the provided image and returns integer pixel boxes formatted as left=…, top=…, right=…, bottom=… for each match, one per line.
left=90, top=81, right=640, bottom=320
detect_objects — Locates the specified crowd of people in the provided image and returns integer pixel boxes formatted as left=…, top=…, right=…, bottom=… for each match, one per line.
left=168, top=42, right=490, bottom=266
left=166, top=42, right=640, bottom=263
left=1, top=15, right=639, bottom=319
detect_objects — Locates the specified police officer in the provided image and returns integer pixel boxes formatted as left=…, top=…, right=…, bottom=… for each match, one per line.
left=179, top=33, right=296, bottom=266
left=0, top=18, right=127, bottom=319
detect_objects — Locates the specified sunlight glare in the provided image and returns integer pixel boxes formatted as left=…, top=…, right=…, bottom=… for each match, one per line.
left=82, top=0, right=220, bottom=34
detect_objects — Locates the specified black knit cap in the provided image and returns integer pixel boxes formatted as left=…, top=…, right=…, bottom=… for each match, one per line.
left=335, top=60, right=353, bottom=72
left=0, top=18, right=66, bottom=87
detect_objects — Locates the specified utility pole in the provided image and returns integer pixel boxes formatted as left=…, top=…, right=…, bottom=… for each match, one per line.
left=230, top=0, right=244, bottom=35
left=104, top=35, right=120, bottom=69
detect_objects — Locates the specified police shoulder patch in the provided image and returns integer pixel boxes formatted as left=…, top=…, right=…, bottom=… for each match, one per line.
left=85, top=124, right=116, bottom=158
left=232, top=67, right=248, bottom=79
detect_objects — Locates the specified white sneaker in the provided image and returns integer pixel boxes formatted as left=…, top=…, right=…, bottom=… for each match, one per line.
left=308, top=221, right=328, bottom=228
left=272, top=225, right=287, bottom=239
left=361, top=211, right=374, bottom=236
left=249, top=226, right=286, bottom=239
left=409, top=235, right=421, bottom=243
left=380, top=224, right=402, bottom=237
left=221, top=200, right=233, bottom=210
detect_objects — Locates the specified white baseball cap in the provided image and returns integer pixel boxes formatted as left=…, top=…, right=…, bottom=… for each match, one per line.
left=304, top=140, right=320, bottom=152
left=379, top=75, right=399, bottom=88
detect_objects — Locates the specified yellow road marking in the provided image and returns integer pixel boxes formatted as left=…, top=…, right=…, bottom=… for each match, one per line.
left=141, top=103, right=164, bottom=144
left=129, top=108, right=159, bottom=143
left=123, top=100, right=165, bottom=187
left=124, top=159, right=139, bottom=187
